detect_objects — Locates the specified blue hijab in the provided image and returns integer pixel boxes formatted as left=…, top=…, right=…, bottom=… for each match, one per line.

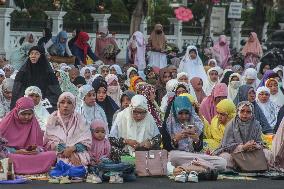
left=52, top=31, right=68, bottom=56
left=172, top=96, right=193, bottom=120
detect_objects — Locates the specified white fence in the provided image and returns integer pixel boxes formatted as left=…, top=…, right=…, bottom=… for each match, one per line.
left=8, top=31, right=243, bottom=61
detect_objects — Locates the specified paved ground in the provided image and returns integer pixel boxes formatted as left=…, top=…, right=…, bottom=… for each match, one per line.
left=1, top=177, right=284, bottom=189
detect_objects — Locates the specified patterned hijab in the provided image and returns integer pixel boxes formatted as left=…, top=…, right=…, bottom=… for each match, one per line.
left=136, top=83, right=162, bottom=127
left=58, top=70, right=79, bottom=96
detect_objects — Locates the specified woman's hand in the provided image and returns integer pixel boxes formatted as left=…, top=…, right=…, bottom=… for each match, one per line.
left=140, top=140, right=151, bottom=149
left=125, top=139, right=139, bottom=149
left=243, top=140, right=257, bottom=151
left=70, top=153, right=81, bottom=166
left=63, top=146, right=76, bottom=158
left=174, top=131, right=188, bottom=142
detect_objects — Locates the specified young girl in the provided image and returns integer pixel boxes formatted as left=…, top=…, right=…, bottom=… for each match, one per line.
left=87, top=119, right=128, bottom=184
left=80, top=67, right=94, bottom=85
left=90, top=120, right=111, bottom=164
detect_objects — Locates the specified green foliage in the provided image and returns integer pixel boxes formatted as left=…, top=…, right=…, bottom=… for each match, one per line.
left=190, top=1, right=206, bottom=21
left=148, top=0, right=172, bottom=27
left=241, top=8, right=255, bottom=28
left=108, top=0, right=130, bottom=23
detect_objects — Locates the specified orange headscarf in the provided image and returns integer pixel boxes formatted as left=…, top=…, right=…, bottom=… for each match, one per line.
left=129, top=76, right=143, bottom=92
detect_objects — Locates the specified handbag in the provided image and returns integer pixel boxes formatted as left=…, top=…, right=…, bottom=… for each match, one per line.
left=231, top=120, right=268, bottom=173
left=135, top=150, right=168, bottom=176
left=231, top=149, right=268, bottom=172
left=173, top=158, right=215, bottom=176
left=0, top=158, right=14, bottom=181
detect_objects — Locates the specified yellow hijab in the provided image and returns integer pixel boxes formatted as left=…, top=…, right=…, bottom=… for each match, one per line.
left=204, top=99, right=236, bottom=150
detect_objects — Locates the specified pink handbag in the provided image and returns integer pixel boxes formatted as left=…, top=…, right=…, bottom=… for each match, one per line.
left=135, top=150, right=168, bottom=176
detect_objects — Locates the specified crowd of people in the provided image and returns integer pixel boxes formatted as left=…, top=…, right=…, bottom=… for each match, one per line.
left=0, top=24, right=284, bottom=184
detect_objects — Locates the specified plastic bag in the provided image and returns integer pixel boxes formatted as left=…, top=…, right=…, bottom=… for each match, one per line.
left=49, top=160, right=86, bottom=178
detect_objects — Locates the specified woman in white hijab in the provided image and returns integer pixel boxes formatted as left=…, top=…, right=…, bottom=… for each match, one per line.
left=110, top=95, right=161, bottom=157
left=160, top=79, right=178, bottom=114
left=128, top=31, right=146, bottom=71
left=80, top=67, right=94, bottom=85
left=109, top=64, right=123, bottom=76
left=203, top=67, right=219, bottom=96
left=242, top=68, right=259, bottom=89
left=0, top=78, right=14, bottom=120
left=178, top=45, right=207, bottom=82
left=265, top=78, right=284, bottom=108
left=228, top=73, right=241, bottom=101
left=124, top=67, right=138, bottom=87
left=176, top=72, right=197, bottom=99
left=24, top=86, right=50, bottom=132
left=256, top=86, right=279, bottom=129
left=77, top=84, right=107, bottom=126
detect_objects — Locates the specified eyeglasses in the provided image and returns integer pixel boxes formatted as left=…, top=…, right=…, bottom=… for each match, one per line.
left=217, top=112, right=228, bottom=117
left=259, top=93, right=269, bottom=96
left=133, top=110, right=147, bottom=116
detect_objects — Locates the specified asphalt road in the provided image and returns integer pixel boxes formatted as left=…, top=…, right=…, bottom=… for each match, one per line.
left=1, top=177, right=284, bottom=189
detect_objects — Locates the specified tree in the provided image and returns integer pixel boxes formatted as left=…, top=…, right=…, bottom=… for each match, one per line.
left=129, top=0, right=147, bottom=35
left=251, top=0, right=273, bottom=40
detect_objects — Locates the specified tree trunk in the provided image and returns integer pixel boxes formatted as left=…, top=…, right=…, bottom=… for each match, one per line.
left=201, top=2, right=213, bottom=49
left=252, top=0, right=266, bottom=40
left=130, top=0, right=145, bottom=36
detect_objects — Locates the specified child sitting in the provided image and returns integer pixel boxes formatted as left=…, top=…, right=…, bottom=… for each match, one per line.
left=87, top=119, right=135, bottom=184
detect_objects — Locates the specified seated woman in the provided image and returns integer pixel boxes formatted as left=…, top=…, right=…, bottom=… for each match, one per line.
left=272, top=115, right=284, bottom=169
left=105, top=74, right=122, bottom=107
left=215, top=101, right=272, bottom=169
left=256, top=86, right=279, bottom=130
left=203, top=67, right=219, bottom=96
left=24, top=86, right=50, bottom=132
left=11, top=46, right=62, bottom=112
left=92, top=78, right=119, bottom=130
left=162, top=96, right=226, bottom=171
left=44, top=92, right=92, bottom=166
left=98, top=65, right=110, bottom=79
left=200, top=83, right=228, bottom=124
left=176, top=72, right=196, bottom=98
left=129, top=76, right=143, bottom=92
left=190, top=77, right=207, bottom=104
left=160, top=79, right=179, bottom=114
left=109, top=95, right=161, bottom=162
left=265, top=78, right=284, bottom=108
left=57, top=70, right=79, bottom=96
left=234, top=85, right=273, bottom=134
left=80, top=67, right=94, bottom=85
left=77, top=84, right=107, bottom=126
left=44, top=31, right=72, bottom=57
left=204, top=99, right=236, bottom=151
left=0, top=97, right=56, bottom=174
left=155, top=68, right=172, bottom=105
left=227, top=73, right=241, bottom=101
left=0, top=78, right=14, bottom=120
left=136, top=83, right=163, bottom=128
left=124, top=67, right=138, bottom=88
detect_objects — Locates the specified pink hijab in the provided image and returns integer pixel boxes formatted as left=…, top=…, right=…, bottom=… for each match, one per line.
left=44, top=92, right=92, bottom=150
left=0, top=97, right=43, bottom=149
left=90, top=119, right=111, bottom=162
left=242, top=32, right=263, bottom=57
left=213, top=35, right=230, bottom=69
left=199, top=83, right=228, bottom=123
